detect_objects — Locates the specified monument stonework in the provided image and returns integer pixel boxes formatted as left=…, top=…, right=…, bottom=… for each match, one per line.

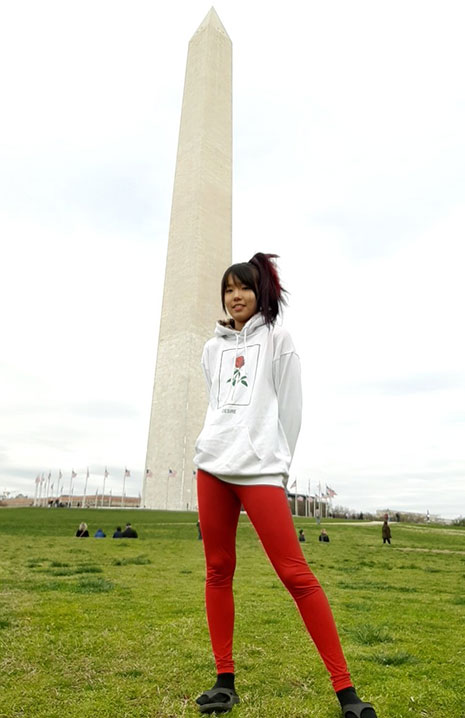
left=143, top=9, right=232, bottom=510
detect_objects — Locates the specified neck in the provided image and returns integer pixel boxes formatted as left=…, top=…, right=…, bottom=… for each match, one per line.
left=232, top=312, right=259, bottom=332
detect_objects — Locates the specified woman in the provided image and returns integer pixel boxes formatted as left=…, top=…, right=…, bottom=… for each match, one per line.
left=194, top=253, right=377, bottom=717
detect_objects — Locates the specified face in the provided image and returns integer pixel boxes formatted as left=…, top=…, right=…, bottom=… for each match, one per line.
left=223, top=274, right=258, bottom=331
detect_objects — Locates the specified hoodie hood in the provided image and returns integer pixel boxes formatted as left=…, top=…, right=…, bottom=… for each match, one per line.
left=214, top=312, right=267, bottom=339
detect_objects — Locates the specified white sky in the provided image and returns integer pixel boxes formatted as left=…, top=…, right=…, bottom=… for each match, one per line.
left=1, top=0, right=464, bottom=518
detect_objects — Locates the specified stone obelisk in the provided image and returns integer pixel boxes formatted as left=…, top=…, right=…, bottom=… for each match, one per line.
left=143, top=9, right=232, bottom=510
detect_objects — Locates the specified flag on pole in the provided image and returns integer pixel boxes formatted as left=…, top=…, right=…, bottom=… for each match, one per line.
left=35, top=475, right=40, bottom=485
left=325, top=485, right=337, bottom=498
left=71, top=470, right=77, bottom=479
left=146, top=468, right=153, bottom=477
left=168, top=468, right=177, bottom=477
left=124, top=468, right=130, bottom=478
left=59, top=470, right=62, bottom=480
left=104, top=467, right=109, bottom=478
left=288, top=478, right=296, bottom=491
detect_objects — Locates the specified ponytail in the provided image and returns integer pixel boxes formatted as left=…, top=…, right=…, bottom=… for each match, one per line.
left=248, top=252, right=287, bottom=326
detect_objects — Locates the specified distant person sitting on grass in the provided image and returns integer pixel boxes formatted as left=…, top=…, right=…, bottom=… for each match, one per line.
left=75, top=522, right=89, bottom=538
left=382, top=521, right=391, bottom=545
left=319, top=529, right=330, bottom=542
left=112, top=526, right=123, bottom=538
left=121, top=523, right=138, bottom=538
left=298, top=529, right=306, bottom=542
left=94, top=528, right=106, bottom=538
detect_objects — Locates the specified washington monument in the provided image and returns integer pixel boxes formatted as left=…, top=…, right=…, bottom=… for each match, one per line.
left=143, top=9, right=232, bottom=510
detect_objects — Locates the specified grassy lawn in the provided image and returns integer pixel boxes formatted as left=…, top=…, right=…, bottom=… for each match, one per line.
left=0, top=508, right=464, bottom=717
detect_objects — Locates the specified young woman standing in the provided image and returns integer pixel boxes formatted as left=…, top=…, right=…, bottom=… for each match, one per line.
left=194, top=253, right=377, bottom=718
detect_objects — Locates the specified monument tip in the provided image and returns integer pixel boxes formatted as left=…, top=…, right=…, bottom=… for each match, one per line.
left=193, top=7, right=230, bottom=40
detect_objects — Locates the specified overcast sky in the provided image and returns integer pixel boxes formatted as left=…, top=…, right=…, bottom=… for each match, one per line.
left=1, top=0, right=464, bottom=518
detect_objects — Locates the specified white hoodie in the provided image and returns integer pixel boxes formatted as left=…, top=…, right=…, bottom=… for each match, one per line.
left=194, top=313, right=302, bottom=487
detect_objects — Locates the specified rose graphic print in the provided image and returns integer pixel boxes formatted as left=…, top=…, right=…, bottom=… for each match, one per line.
left=227, top=356, right=248, bottom=387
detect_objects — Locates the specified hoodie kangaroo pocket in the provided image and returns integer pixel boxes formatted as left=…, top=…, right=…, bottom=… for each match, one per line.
left=196, top=424, right=261, bottom=471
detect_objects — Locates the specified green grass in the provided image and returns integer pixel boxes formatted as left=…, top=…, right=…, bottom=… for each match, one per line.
left=0, top=509, right=464, bottom=717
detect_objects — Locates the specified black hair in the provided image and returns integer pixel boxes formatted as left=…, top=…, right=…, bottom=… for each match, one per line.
left=221, top=252, right=287, bottom=326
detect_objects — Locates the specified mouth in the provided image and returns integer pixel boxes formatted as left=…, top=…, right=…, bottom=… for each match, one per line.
left=232, top=305, right=245, bottom=311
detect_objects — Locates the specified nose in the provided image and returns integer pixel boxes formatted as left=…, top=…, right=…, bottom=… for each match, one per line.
left=232, top=285, right=242, bottom=299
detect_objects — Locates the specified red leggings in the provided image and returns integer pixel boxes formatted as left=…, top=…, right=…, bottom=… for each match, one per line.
left=197, top=469, right=352, bottom=692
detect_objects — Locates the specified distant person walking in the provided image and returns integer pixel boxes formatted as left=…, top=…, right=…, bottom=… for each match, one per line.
left=75, top=522, right=89, bottom=538
left=382, top=521, right=391, bottom=545
left=122, top=523, right=138, bottom=538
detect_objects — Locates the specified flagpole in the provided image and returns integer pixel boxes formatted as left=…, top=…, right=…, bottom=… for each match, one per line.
left=45, top=472, right=51, bottom=506
left=316, top=482, right=321, bottom=525
left=165, top=469, right=170, bottom=510
left=68, top=471, right=73, bottom=508
left=57, top=470, right=62, bottom=503
left=83, top=468, right=88, bottom=508
left=34, top=475, right=39, bottom=506
left=38, top=474, right=42, bottom=506
left=122, top=469, right=129, bottom=508
left=102, top=468, right=108, bottom=508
